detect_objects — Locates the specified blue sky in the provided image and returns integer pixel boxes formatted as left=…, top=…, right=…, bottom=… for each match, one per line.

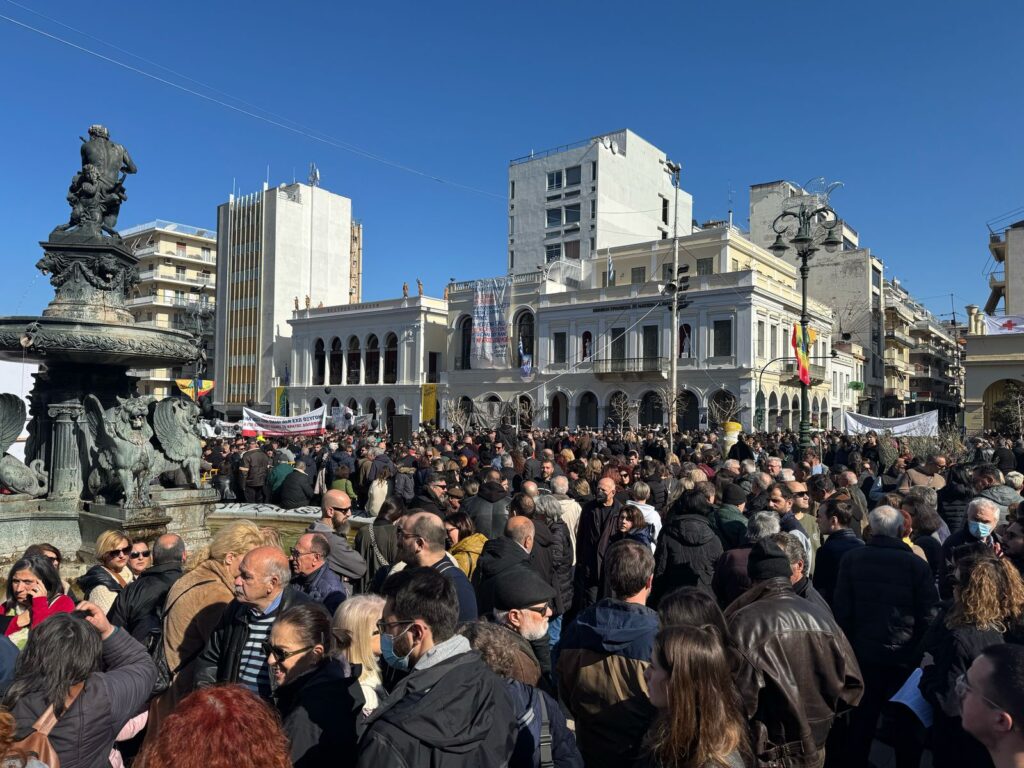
left=1, top=0, right=1020, bottom=320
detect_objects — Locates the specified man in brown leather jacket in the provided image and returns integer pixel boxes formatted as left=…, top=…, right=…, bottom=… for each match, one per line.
left=727, top=539, right=863, bottom=768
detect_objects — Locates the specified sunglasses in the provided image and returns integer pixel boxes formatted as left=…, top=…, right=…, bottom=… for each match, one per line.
left=129, top=550, right=151, bottom=559
left=261, top=641, right=314, bottom=662
left=106, top=547, right=131, bottom=558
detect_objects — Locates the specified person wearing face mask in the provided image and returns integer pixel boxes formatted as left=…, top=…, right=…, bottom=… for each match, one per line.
left=266, top=604, right=363, bottom=768
left=574, top=476, right=623, bottom=612
left=939, top=497, right=1003, bottom=599
left=357, top=567, right=517, bottom=768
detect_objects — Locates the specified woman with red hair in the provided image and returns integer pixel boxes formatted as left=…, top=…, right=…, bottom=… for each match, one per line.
left=136, top=685, right=290, bottom=768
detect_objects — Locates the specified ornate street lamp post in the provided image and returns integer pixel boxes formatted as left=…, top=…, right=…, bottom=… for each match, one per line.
left=768, top=201, right=842, bottom=450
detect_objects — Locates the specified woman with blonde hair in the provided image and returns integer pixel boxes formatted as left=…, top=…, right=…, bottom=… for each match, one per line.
left=920, top=554, right=1024, bottom=768
left=331, top=594, right=386, bottom=715
left=77, top=530, right=134, bottom=614
left=639, top=625, right=751, bottom=768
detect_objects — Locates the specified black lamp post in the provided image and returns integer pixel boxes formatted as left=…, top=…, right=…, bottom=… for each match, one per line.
left=768, top=202, right=842, bottom=450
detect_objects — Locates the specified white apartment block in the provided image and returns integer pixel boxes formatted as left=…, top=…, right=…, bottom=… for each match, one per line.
left=286, top=296, right=448, bottom=426
left=507, top=130, right=693, bottom=273
left=213, top=182, right=359, bottom=416
left=122, top=221, right=217, bottom=399
left=749, top=180, right=885, bottom=415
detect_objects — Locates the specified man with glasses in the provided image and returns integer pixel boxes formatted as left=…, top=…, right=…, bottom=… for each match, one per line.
left=396, top=512, right=477, bottom=622
left=767, top=483, right=813, bottom=572
left=412, top=471, right=450, bottom=517
left=288, top=533, right=345, bottom=614
left=357, top=568, right=516, bottom=768
left=108, top=534, right=187, bottom=643
left=897, top=452, right=949, bottom=493
left=787, top=480, right=820, bottom=573
left=306, top=489, right=366, bottom=593
left=961, top=644, right=1024, bottom=768
left=194, top=546, right=313, bottom=699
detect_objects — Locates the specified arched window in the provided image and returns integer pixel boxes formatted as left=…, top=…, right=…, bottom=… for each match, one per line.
left=365, top=335, right=380, bottom=384
left=516, top=312, right=535, bottom=365
left=329, top=338, right=343, bottom=385
left=313, top=339, right=326, bottom=386
left=346, top=337, right=361, bottom=385
left=518, top=395, right=533, bottom=429
left=581, top=331, right=593, bottom=362
left=639, top=391, right=663, bottom=426
left=384, top=333, right=398, bottom=383
left=679, top=324, right=693, bottom=358
left=313, top=398, right=323, bottom=409
left=458, top=317, right=472, bottom=370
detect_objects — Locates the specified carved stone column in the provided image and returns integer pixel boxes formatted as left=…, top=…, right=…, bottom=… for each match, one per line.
left=47, top=402, right=84, bottom=498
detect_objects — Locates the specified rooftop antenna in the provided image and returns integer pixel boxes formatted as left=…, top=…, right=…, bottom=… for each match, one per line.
left=727, top=180, right=735, bottom=228
left=309, top=162, right=321, bottom=187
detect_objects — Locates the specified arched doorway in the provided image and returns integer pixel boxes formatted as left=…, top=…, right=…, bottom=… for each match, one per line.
left=755, top=390, right=766, bottom=431
left=383, top=332, right=398, bottom=383
left=678, top=389, right=699, bottom=431
left=780, top=393, right=790, bottom=431
left=639, top=391, right=663, bottom=426
left=518, top=395, right=533, bottom=429
left=329, top=338, right=343, bottom=385
left=383, top=398, right=396, bottom=429
left=365, top=335, right=380, bottom=384
left=515, top=311, right=535, bottom=368
left=346, top=337, right=361, bottom=385
left=346, top=397, right=358, bottom=413
left=313, top=339, right=326, bottom=386
left=580, top=331, right=593, bottom=362
left=768, top=392, right=779, bottom=431
left=550, top=392, right=568, bottom=428
left=984, top=379, right=1024, bottom=431
left=366, top=398, right=377, bottom=417
left=313, top=397, right=323, bottom=409
left=577, top=392, right=598, bottom=428
left=811, top=396, right=820, bottom=428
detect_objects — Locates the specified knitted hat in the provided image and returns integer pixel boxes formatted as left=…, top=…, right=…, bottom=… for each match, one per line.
left=492, top=567, right=556, bottom=611
left=721, top=483, right=747, bottom=506
left=747, top=539, right=792, bottom=581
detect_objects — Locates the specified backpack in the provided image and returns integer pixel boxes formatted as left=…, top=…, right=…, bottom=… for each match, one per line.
left=6, top=683, right=84, bottom=768
left=147, top=579, right=216, bottom=695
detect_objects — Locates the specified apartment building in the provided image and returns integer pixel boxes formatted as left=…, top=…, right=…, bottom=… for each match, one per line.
left=213, top=181, right=359, bottom=416
left=749, top=180, right=885, bottom=414
left=507, top=129, right=693, bottom=273
left=121, top=220, right=217, bottom=398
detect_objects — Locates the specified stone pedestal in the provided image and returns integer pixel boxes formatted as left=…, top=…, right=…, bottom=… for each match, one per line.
left=38, top=237, right=137, bottom=325
left=77, top=487, right=216, bottom=562
left=0, top=496, right=83, bottom=569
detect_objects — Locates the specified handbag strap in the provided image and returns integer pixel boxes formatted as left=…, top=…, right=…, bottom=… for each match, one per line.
left=367, top=525, right=388, bottom=567
left=537, top=691, right=554, bottom=768
left=31, top=682, right=85, bottom=736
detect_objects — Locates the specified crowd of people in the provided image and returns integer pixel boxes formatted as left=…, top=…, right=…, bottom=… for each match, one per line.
left=5, top=423, right=1024, bottom=768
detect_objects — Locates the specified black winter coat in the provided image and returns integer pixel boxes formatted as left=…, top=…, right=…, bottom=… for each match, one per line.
left=9, top=628, right=157, bottom=768
left=919, top=607, right=1002, bottom=768
left=652, top=513, right=723, bottom=604
left=574, top=499, right=622, bottom=608
left=462, top=482, right=511, bottom=539
left=356, top=649, right=517, bottom=768
left=108, top=561, right=183, bottom=642
left=278, top=469, right=315, bottom=509
left=505, top=678, right=584, bottom=768
left=473, top=536, right=531, bottom=616
left=546, top=518, right=575, bottom=612
left=528, top=519, right=564, bottom=615
left=833, top=536, right=939, bottom=668
left=273, top=657, right=365, bottom=768
left=937, top=480, right=973, bottom=535
left=645, top=478, right=668, bottom=514
left=193, top=589, right=316, bottom=688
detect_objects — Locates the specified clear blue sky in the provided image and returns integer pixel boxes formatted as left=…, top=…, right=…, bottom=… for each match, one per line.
left=1, top=0, right=1020, bottom=320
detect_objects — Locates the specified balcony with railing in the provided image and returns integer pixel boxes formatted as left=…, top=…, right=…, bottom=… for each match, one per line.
left=134, top=246, right=216, bottom=265
left=592, top=357, right=667, bottom=380
left=885, top=328, right=916, bottom=348
left=781, top=361, right=826, bottom=384
left=139, top=269, right=215, bottom=288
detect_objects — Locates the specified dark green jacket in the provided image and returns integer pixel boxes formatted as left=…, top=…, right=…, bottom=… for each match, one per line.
left=712, top=503, right=748, bottom=550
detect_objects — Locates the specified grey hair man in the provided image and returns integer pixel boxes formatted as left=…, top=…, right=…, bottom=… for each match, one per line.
left=832, top=505, right=938, bottom=767
left=550, top=474, right=582, bottom=562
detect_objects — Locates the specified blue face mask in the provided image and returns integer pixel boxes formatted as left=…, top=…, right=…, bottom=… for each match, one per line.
left=380, top=626, right=413, bottom=671
left=968, top=520, right=993, bottom=540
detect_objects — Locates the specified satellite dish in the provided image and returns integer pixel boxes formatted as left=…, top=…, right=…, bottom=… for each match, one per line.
left=610, top=141, right=619, bottom=154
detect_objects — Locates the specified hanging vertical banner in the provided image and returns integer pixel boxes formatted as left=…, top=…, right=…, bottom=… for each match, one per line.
left=421, top=384, right=437, bottom=424
left=470, top=277, right=511, bottom=370
left=271, top=387, right=289, bottom=416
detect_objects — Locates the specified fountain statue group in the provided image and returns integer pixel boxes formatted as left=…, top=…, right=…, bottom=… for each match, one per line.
left=0, top=126, right=216, bottom=564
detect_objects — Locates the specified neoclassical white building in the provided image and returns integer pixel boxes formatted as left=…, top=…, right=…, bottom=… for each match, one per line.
left=443, top=227, right=835, bottom=431
left=286, top=296, right=448, bottom=426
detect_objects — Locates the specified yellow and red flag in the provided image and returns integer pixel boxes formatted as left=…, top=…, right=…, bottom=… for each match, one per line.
left=791, top=324, right=817, bottom=385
